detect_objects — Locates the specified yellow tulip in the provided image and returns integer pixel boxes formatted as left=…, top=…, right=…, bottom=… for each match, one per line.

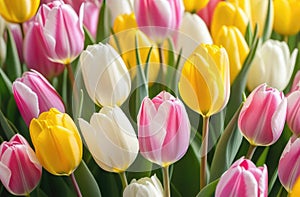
left=290, top=176, right=300, bottom=197
left=214, top=25, right=249, bottom=84
left=178, top=44, right=230, bottom=117
left=211, top=1, right=249, bottom=40
left=273, top=0, right=300, bottom=35
left=0, top=0, right=40, bottom=23
left=29, top=108, right=82, bottom=176
left=183, top=0, right=209, bottom=13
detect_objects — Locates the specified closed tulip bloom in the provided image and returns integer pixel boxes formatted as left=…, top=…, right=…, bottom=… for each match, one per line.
left=273, top=0, right=300, bottom=36
left=0, top=0, right=40, bottom=23
left=12, top=70, right=65, bottom=126
left=214, top=25, right=249, bottom=84
left=290, top=176, right=300, bottom=197
left=29, top=108, right=82, bottom=176
left=289, top=70, right=300, bottom=93
left=134, top=0, right=184, bottom=43
left=238, top=84, right=287, bottom=146
left=247, top=40, right=298, bottom=91
left=278, top=136, right=300, bottom=192
left=211, top=1, right=249, bottom=40
left=286, top=90, right=300, bottom=136
left=215, top=157, right=268, bottom=197
left=183, top=0, right=209, bottom=13
left=123, top=174, right=164, bottom=197
left=197, top=0, right=222, bottom=30
left=137, top=91, right=190, bottom=167
left=80, top=43, right=131, bottom=107
left=178, top=44, right=230, bottom=117
left=0, top=134, right=42, bottom=196
left=107, top=0, right=133, bottom=25
left=78, top=106, right=139, bottom=173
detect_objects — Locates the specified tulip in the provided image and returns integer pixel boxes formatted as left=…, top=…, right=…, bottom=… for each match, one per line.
left=12, top=70, right=65, bottom=126
left=178, top=44, right=230, bottom=117
left=0, top=134, right=42, bottom=196
left=278, top=136, right=300, bottom=192
left=197, top=0, right=222, bottom=30
left=137, top=91, right=190, bottom=167
left=8, top=24, right=24, bottom=63
left=214, top=25, right=249, bottom=84
left=273, top=0, right=300, bottom=36
left=34, top=0, right=84, bottom=64
left=24, top=22, right=66, bottom=79
left=246, top=40, right=298, bottom=91
left=290, top=176, right=300, bottom=197
left=289, top=70, right=300, bottom=94
left=78, top=106, right=139, bottom=173
left=183, top=0, right=209, bottom=13
left=82, top=1, right=101, bottom=38
left=134, top=0, right=184, bottom=43
left=176, top=12, right=213, bottom=63
left=79, top=43, right=131, bottom=107
left=215, top=157, right=268, bottom=197
left=210, top=1, right=249, bottom=40
left=286, top=90, right=300, bottom=136
left=0, top=16, right=6, bottom=66
left=123, top=174, right=164, bottom=197
left=238, top=84, right=287, bottom=146
left=0, top=0, right=40, bottom=23
left=107, top=0, right=133, bottom=25
left=29, top=108, right=82, bottom=176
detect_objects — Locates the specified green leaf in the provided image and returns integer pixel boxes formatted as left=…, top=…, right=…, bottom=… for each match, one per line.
left=0, top=109, right=16, bottom=139
left=4, top=28, right=21, bottom=81
left=83, top=26, right=95, bottom=48
left=96, top=0, right=111, bottom=43
left=245, top=23, right=253, bottom=46
left=0, top=67, right=12, bottom=94
left=74, top=160, right=102, bottom=197
left=256, top=146, right=269, bottom=166
left=262, top=0, right=273, bottom=42
left=196, top=178, right=219, bottom=197
left=209, top=104, right=244, bottom=182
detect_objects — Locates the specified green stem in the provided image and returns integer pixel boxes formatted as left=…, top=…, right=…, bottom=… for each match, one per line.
left=200, top=116, right=210, bottom=190
left=119, top=171, right=128, bottom=190
left=162, top=165, right=170, bottom=197
left=158, top=43, right=165, bottom=86
left=245, top=144, right=257, bottom=160
left=70, top=172, right=82, bottom=197
left=25, top=193, right=30, bottom=197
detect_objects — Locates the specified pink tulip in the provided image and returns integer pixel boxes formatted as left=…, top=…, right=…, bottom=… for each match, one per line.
left=197, top=0, right=222, bottom=30
left=134, top=0, right=184, bottom=43
left=8, top=24, right=24, bottom=63
left=34, top=0, right=84, bottom=64
left=286, top=90, right=300, bottom=136
left=82, top=1, right=101, bottom=38
left=0, top=134, right=42, bottom=196
left=215, top=157, right=268, bottom=197
left=12, top=70, right=65, bottom=126
left=278, top=136, right=300, bottom=192
left=238, top=83, right=287, bottom=146
left=137, top=91, right=190, bottom=167
left=289, top=70, right=300, bottom=94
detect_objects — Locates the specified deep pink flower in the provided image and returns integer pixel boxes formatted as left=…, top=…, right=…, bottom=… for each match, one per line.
left=278, top=136, right=300, bottom=192
left=215, top=157, right=268, bottom=197
left=137, top=91, right=190, bottom=167
left=0, top=134, right=42, bottom=196
left=12, top=70, right=65, bottom=126
left=197, top=0, right=222, bottom=30
left=134, top=0, right=184, bottom=43
left=289, top=70, right=300, bottom=94
left=286, top=90, right=300, bottom=136
left=238, top=84, right=287, bottom=146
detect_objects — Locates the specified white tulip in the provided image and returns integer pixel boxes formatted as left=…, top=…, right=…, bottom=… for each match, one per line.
left=247, top=40, right=298, bottom=91
left=80, top=43, right=131, bottom=107
left=78, top=106, right=139, bottom=173
left=107, top=0, right=133, bottom=25
left=123, top=174, right=164, bottom=197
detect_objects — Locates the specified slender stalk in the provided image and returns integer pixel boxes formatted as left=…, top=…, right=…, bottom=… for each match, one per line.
left=66, top=63, right=75, bottom=90
left=200, top=116, right=210, bottom=190
left=119, top=171, right=128, bottom=190
left=157, top=43, right=165, bottom=86
left=162, top=165, right=170, bottom=197
left=70, top=172, right=82, bottom=197
left=245, top=144, right=257, bottom=160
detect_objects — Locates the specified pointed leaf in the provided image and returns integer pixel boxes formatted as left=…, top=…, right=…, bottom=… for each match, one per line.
left=96, top=0, right=111, bottom=43
left=196, top=178, right=219, bottom=197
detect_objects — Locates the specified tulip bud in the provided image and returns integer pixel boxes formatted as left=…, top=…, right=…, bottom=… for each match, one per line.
left=134, top=0, right=184, bottom=43
left=183, top=0, right=209, bottom=13
left=211, top=1, right=249, bottom=40
left=178, top=44, right=230, bottom=117
left=215, top=157, right=268, bottom=197
left=79, top=43, right=131, bottom=107
left=289, top=71, right=300, bottom=94
left=197, top=0, right=222, bottom=30
left=273, top=0, right=300, bottom=36
left=0, top=134, right=42, bottom=196
left=107, top=0, right=133, bottom=25
left=238, top=84, right=287, bottom=146
left=290, top=176, right=300, bottom=197
left=214, top=25, right=249, bottom=84
left=78, top=106, right=139, bottom=173
left=29, top=108, right=82, bottom=176
left=278, top=136, right=300, bottom=192
left=12, top=70, right=65, bottom=126
left=137, top=91, right=190, bottom=167
left=123, top=174, right=164, bottom=197
left=0, top=0, right=40, bottom=23
left=286, top=91, right=300, bottom=136
left=247, top=40, right=298, bottom=91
